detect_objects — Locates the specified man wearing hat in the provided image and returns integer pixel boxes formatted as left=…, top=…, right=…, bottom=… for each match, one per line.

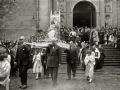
left=15, top=36, right=31, bottom=89
left=47, top=40, right=61, bottom=89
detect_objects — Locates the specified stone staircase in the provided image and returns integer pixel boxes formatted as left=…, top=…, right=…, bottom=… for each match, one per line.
left=61, top=45, right=120, bottom=66
left=102, top=44, right=120, bottom=66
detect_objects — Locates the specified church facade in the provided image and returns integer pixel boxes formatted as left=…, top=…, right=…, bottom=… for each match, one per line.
left=50, top=0, right=119, bottom=29
left=0, top=0, right=120, bottom=40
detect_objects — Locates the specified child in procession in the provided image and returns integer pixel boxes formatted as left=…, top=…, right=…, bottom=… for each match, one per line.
left=84, top=49, right=95, bottom=83
left=33, top=48, right=43, bottom=80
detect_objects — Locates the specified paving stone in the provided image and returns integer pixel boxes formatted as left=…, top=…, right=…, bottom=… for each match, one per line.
left=0, top=65, right=120, bottom=90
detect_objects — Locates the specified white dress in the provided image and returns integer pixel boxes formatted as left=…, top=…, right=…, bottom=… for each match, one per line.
left=33, top=52, right=43, bottom=73
left=84, top=54, right=95, bottom=78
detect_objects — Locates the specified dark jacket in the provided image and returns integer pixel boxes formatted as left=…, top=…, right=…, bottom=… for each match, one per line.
left=64, top=46, right=78, bottom=64
left=47, top=44, right=61, bottom=67
left=41, top=48, right=47, bottom=66
left=15, top=44, right=31, bottom=66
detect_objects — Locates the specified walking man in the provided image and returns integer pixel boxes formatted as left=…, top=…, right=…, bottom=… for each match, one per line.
left=47, top=41, right=61, bottom=89
left=64, top=41, right=78, bottom=80
left=15, top=36, right=31, bottom=89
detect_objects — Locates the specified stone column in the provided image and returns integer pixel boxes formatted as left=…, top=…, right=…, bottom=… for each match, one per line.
left=96, top=12, right=100, bottom=29
left=117, top=0, right=120, bottom=27
left=100, top=0, right=105, bottom=28
left=53, top=0, right=58, bottom=13
left=39, top=0, right=49, bottom=30
left=66, top=0, right=72, bottom=28
left=112, top=0, right=117, bottom=27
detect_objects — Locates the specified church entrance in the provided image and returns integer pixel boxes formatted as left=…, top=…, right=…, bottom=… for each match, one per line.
left=73, top=1, right=96, bottom=28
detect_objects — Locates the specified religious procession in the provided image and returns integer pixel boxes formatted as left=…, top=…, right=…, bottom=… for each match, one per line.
left=1, top=15, right=120, bottom=90
left=0, top=0, right=120, bottom=90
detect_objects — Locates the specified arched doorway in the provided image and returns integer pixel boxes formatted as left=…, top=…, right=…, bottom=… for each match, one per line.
left=73, top=1, right=96, bottom=28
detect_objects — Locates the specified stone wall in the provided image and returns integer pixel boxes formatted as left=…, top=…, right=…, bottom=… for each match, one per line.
left=0, top=0, right=50, bottom=41
left=0, top=0, right=37, bottom=40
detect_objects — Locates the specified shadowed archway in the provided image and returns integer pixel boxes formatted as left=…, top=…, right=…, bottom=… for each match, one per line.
left=73, top=1, right=96, bottom=28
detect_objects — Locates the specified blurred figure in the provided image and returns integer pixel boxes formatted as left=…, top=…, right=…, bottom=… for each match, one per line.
left=41, top=48, right=50, bottom=78
left=84, top=49, right=95, bottom=83
left=92, top=45, right=100, bottom=71
left=15, top=36, right=31, bottom=89
left=47, top=41, right=61, bottom=89
left=64, top=41, right=78, bottom=80
left=69, top=29, right=76, bottom=43
left=92, top=28, right=99, bottom=45
left=0, top=46, right=11, bottom=90
left=33, top=48, right=43, bottom=80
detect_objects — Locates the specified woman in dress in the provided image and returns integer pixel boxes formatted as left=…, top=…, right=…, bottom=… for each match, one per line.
left=33, top=48, right=43, bottom=80
left=84, top=49, right=95, bottom=83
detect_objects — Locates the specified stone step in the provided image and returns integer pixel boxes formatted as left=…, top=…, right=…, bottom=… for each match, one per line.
left=104, top=60, right=120, bottom=63
left=104, top=52, right=119, bottom=54
left=104, top=49, right=118, bottom=51
left=104, top=58, right=120, bottom=60
left=103, top=63, right=120, bottom=66
left=60, top=44, right=120, bottom=66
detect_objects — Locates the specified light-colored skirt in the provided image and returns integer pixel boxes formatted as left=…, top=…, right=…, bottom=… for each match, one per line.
left=85, top=62, right=94, bottom=78
left=33, top=61, right=42, bottom=73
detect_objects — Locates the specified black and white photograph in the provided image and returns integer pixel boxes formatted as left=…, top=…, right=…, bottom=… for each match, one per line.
left=0, top=0, right=120, bottom=90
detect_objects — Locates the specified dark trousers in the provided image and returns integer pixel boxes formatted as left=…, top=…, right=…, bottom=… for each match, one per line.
left=19, top=65, right=28, bottom=85
left=43, top=65, right=49, bottom=77
left=10, top=59, right=15, bottom=76
left=50, top=67, right=58, bottom=88
left=67, top=63, right=77, bottom=79
left=94, top=58, right=99, bottom=70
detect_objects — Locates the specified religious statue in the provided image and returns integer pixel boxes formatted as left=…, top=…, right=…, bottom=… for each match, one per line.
left=48, top=21, right=58, bottom=40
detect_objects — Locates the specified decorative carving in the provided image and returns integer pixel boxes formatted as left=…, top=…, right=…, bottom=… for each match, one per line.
left=105, top=0, right=112, bottom=27
left=105, top=13, right=112, bottom=27
left=71, top=0, right=99, bottom=12
left=105, top=0, right=112, bottom=12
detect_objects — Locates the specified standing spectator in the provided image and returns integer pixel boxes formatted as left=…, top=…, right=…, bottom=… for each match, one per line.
left=104, top=30, right=108, bottom=44
left=98, top=45, right=105, bottom=69
left=64, top=28, right=69, bottom=43
left=108, top=33, right=114, bottom=46
left=92, top=45, right=100, bottom=70
left=84, top=49, right=95, bottom=83
left=33, top=48, right=43, bottom=80
left=92, top=28, right=99, bottom=45
left=69, top=29, right=76, bottom=43
left=41, top=48, right=50, bottom=78
left=47, top=41, right=61, bottom=89
left=64, top=41, right=78, bottom=80
left=81, top=27, right=85, bottom=42
left=113, top=28, right=118, bottom=48
left=99, top=27, right=105, bottom=44
left=81, top=42, right=89, bottom=70
left=8, top=46, right=16, bottom=76
left=15, top=36, right=31, bottom=89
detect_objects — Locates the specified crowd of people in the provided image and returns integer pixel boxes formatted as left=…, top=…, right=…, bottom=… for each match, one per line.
left=60, top=26, right=120, bottom=50
left=0, top=25, right=120, bottom=90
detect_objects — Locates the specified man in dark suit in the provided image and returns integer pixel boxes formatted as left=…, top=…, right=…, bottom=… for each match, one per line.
left=15, top=36, right=31, bottom=89
left=64, top=41, right=78, bottom=80
left=47, top=41, right=61, bottom=89
left=41, top=48, right=49, bottom=78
